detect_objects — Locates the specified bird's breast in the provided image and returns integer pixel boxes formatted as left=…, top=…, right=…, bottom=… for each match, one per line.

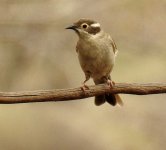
left=77, top=39, right=115, bottom=79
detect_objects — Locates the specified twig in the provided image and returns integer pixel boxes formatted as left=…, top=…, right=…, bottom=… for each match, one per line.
left=0, top=83, right=165, bottom=104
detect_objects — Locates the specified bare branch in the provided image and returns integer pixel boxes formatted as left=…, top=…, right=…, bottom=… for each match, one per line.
left=0, top=83, right=166, bottom=104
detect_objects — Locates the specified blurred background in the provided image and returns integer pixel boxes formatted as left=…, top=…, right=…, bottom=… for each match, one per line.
left=0, top=0, right=166, bottom=150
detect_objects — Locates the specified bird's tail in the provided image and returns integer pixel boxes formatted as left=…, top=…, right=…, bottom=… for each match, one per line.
left=95, top=94, right=123, bottom=106
left=94, top=77, right=123, bottom=106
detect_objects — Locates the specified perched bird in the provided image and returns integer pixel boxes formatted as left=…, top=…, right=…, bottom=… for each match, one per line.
left=66, top=18, right=123, bottom=106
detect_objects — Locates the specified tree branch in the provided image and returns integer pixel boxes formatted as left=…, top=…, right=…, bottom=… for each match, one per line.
left=0, top=83, right=166, bottom=104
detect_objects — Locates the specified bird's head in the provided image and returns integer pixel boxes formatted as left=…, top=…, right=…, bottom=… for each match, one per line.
left=66, top=18, right=101, bottom=38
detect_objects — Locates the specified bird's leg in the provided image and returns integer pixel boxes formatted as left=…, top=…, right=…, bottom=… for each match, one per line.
left=81, top=79, right=89, bottom=91
left=81, top=73, right=90, bottom=92
left=107, top=79, right=115, bottom=88
left=103, top=76, right=115, bottom=88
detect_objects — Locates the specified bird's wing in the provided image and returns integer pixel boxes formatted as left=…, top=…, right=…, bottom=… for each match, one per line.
left=111, top=38, right=117, bottom=53
left=109, top=35, right=118, bottom=56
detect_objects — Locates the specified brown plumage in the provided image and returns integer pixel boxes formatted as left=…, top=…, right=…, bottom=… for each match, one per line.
left=66, top=19, right=123, bottom=106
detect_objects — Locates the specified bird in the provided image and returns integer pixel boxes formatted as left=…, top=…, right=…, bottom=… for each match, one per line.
left=66, top=18, right=123, bottom=106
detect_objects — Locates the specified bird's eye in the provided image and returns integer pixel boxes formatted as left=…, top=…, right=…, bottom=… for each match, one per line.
left=81, top=23, right=88, bottom=29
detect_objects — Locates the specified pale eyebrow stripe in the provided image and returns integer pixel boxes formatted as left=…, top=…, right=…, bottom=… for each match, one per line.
left=91, top=23, right=100, bottom=27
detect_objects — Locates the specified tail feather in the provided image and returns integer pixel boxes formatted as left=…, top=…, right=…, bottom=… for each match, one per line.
left=93, top=77, right=123, bottom=106
left=94, top=94, right=123, bottom=106
left=95, top=95, right=106, bottom=106
left=105, top=94, right=116, bottom=106
left=115, top=94, right=123, bottom=106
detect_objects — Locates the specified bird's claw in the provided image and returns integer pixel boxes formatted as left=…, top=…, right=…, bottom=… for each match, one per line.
left=80, top=83, right=89, bottom=92
left=107, top=79, right=115, bottom=88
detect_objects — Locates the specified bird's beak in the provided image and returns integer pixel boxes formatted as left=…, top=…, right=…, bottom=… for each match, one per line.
left=65, top=25, right=78, bottom=30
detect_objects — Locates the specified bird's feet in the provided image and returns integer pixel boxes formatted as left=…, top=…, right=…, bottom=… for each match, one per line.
left=107, top=79, right=115, bottom=88
left=80, top=74, right=90, bottom=92
left=80, top=83, right=89, bottom=92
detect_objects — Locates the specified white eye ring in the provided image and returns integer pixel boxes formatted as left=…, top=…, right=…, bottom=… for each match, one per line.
left=81, top=23, right=88, bottom=29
